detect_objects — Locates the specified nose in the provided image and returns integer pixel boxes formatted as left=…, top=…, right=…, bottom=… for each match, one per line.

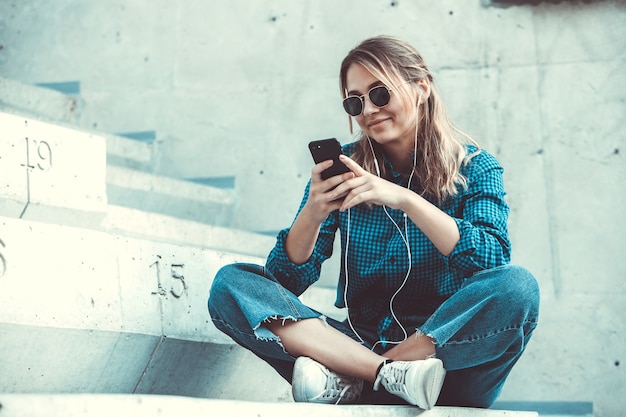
left=361, top=95, right=379, bottom=116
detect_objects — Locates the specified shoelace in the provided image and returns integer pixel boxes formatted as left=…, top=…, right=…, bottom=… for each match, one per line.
left=322, top=373, right=359, bottom=405
left=373, top=361, right=410, bottom=394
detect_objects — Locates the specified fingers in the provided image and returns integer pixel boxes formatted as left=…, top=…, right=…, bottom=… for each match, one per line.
left=340, top=183, right=370, bottom=211
left=339, top=155, right=367, bottom=176
left=308, top=161, right=355, bottom=218
left=311, top=159, right=355, bottom=191
left=322, top=171, right=355, bottom=201
left=311, top=160, right=334, bottom=180
left=312, top=155, right=361, bottom=184
left=338, top=173, right=399, bottom=211
left=310, top=155, right=385, bottom=212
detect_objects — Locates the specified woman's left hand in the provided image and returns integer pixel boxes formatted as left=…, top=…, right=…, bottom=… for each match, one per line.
left=334, top=155, right=410, bottom=212
left=336, top=154, right=460, bottom=256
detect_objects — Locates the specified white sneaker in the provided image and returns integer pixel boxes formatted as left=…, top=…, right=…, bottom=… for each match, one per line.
left=292, top=356, right=364, bottom=404
left=373, top=358, right=445, bottom=409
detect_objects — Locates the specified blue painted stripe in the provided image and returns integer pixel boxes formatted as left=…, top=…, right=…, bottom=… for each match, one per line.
left=493, top=401, right=593, bottom=415
left=35, top=81, right=81, bottom=96
left=117, top=131, right=156, bottom=144
left=185, top=176, right=235, bottom=189
left=255, top=230, right=280, bottom=237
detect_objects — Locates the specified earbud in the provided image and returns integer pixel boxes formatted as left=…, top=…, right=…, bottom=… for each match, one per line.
left=418, top=86, right=426, bottom=105
left=417, top=83, right=427, bottom=106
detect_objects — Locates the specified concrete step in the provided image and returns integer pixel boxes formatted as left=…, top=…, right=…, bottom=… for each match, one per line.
left=102, top=129, right=154, bottom=171
left=0, top=322, right=291, bottom=401
left=0, top=214, right=547, bottom=417
left=0, top=394, right=538, bottom=417
left=0, top=110, right=239, bottom=230
left=0, top=77, right=82, bottom=125
left=0, top=214, right=260, bottom=342
left=5, top=324, right=578, bottom=416
left=0, top=110, right=107, bottom=228
left=0, top=213, right=338, bottom=403
left=492, top=402, right=593, bottom=417
left=0, top=212, right=338, bottom=337
left=0, top=79, right=154, bottom=171
left=100, top=205, right=343, bottom=301
left=106, top=165, right=235, bottom=227
left=101, top=204, right=274, bottom=258
left=0, top=108, right=275, bottom=256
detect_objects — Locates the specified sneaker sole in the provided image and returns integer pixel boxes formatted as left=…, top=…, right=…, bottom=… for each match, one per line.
left=417, top=358, right=446, bottom=409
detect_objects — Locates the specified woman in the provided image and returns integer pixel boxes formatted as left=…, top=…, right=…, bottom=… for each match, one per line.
left=208, top=36, right=539, bottom=409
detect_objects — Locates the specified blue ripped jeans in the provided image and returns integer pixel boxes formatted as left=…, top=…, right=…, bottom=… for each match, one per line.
left=208, top=263, right=539, bottom=408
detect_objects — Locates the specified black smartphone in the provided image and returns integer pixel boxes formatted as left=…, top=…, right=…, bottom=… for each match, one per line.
left=308, top=138, right=351, bottom=180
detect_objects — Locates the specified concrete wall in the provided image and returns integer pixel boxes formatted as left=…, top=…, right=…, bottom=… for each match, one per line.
left=0, top=1, right=623, bottom=231
left=1, top=1, right=625, bottom=416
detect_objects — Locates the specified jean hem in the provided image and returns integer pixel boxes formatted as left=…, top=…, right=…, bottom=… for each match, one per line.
left=253, top=314, right=329, bottom=353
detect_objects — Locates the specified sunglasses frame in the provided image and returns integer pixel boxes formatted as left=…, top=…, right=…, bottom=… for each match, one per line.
left=342, top=85, right=392, bottom=117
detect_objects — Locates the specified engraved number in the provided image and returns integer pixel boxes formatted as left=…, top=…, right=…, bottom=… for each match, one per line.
left=150, top=256, right=187, bottom=299
left=169, top=264, right=187, bottom=298
left=23, top=138, right=52, bottom=172
left=0, top=238, right=6, bottom=277
left=36, top=140, right=52, bottom=171
left=149, top=255, right=166, bottom=296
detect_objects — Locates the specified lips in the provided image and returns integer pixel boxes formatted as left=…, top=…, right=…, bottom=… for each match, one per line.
left=367, top=118, right=390, bottom=128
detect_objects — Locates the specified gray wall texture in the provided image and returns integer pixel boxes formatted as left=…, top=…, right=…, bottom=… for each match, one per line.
left=1, top=1, right=625, bottom=415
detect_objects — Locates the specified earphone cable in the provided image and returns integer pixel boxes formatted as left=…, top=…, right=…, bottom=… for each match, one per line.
left=343, top=91, right=421, bottom=350
left=343, top=207, right=366, bottom=345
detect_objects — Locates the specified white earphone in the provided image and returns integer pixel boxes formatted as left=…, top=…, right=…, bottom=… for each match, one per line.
left=343, top=83, right=424, bottom=350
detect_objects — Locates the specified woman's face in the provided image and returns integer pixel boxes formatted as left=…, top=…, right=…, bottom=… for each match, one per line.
left=345, top=63, right=417, bottom=149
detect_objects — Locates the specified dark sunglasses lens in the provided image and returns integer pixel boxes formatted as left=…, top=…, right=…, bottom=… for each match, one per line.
left=343, top=97, right=363, bottom=116
left=369, top=86, right=390, bottom=107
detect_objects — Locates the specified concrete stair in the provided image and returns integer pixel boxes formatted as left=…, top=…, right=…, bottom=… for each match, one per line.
left=0, top=109, right=237, bottom=229
left=101, top=204, right=274, bottom=257
left=106, top=165, right=234, bottom=226
left=0, top=93, right=567, bottom=416
left=0, top=77, right=82, bottom=126
left=0, top=395, right=540, bottom=417
left=0, top=108, right=352, bottom=412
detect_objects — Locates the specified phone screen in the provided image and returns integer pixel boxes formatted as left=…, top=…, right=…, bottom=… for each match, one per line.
left=308, top=138, right=351, bottom=180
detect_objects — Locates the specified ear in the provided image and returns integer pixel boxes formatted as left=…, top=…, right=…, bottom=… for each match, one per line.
left=416, top=78, right=431, bottom=101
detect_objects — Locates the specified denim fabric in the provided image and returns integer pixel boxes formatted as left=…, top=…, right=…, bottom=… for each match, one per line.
left=208, top=263, right=539, bottom=407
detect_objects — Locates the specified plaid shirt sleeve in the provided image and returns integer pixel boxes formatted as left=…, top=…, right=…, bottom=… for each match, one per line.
left=265, top=181, right=338, bottom=296
left=444, top=150, right=511, bottom=275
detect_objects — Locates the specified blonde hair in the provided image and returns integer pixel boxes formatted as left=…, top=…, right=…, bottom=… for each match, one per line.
left=339, top=36, right=479, bottom=203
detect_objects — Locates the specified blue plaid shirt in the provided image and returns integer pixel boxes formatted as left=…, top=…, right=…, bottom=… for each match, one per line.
left=266, top=143, right=510, bottom=343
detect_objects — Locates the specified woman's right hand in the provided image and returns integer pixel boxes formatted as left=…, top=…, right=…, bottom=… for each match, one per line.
left=284, top=160, right=354, bottom=265
left=304, top=160, right=356, bottom=224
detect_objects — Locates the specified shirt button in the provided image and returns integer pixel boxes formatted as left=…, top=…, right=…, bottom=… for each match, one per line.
left=389, top=256, right=396, bottom=264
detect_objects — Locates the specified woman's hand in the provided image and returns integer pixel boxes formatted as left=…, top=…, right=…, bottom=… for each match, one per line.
left=284, top=160, right=354, bottom=265
left=304, top=159, right=355, bottom=223
left=334, top=155, right=460, bottom=256
left=334, top=155, right=410, bottom=212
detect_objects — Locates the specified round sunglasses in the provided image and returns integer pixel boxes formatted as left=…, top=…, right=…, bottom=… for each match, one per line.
left=342, top=85, right=391, bottom=117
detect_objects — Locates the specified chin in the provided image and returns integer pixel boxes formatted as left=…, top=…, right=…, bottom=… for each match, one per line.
left=368, top=132, right=398, bottom=145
